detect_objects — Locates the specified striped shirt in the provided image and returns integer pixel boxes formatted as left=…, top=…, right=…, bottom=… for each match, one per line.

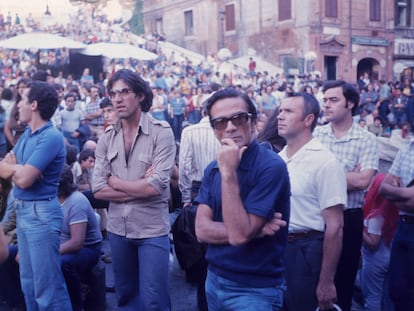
left=178, top=117, right=221, bottom=204
left=314, top=122, right=379, bottom=209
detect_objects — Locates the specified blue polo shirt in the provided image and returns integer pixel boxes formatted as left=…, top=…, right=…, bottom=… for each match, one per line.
left=196, top=140, right=291, bottom=287
left=13, top=121, right=66, bottom=200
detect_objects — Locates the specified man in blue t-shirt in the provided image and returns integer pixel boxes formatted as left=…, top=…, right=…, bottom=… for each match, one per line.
left=195, top=88, right=291, bottom=310
left=0, top=81, right=71, bottom=310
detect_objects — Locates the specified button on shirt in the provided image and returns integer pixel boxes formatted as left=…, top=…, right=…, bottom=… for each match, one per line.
left=92, top=113, right=176, bottom=239
left=279, top=138, right=347, bottom=232
left=314, top=123, right=379, bottom=209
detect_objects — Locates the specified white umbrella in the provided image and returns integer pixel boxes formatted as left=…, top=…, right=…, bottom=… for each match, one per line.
left=0, top=32, right=85, bottom=50
left=80, top=42, right=158, bottom=61
left=217, top=48, right=233, bottom=60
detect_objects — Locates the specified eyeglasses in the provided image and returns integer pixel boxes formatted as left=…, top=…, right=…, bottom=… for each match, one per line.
left=210, top=112, right=252, bottom=130
left=108, top=88, right=133, bottom=99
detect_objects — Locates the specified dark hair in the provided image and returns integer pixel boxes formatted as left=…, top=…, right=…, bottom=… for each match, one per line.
left=27, top=81, right=59, bottom=120
left=289, top=92, right=320, bottom=131
left=206, top=88, right=257, bottom=122
left=257, top=110, right=286, bottom=152
left=65, top=144, right=78, bottom=167
left=1, top=88, right=12, bottom=101
left=58, top=164, right=78, bottom=198
left=99, top=97, right=112, bottom=109
left=53, top=83, right=64, bottom=92
left=107, top=69, right=153, bottom=112
left=78, top=149, right=95, bottom=163
left=15, top=78, right=31, bottom=103
left=322, top=80, right=360, bottom=116
left=32, top=70, right=48, bottom=82
left=64, top=92, right=76, bottom=101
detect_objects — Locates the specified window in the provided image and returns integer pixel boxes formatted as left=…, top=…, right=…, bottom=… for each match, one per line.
left=184, top=10, right=193, bottom=36
left=156, top=18, right=163, bottom=34
left=369, top=0, right=381, bottom=21
left=225, top=4, right=235, bottom=31
left=325, top=0, right=338, bottom=17
left=279, top=0, right=292, bottom=21
left=395, top=0, right=411, bottom=27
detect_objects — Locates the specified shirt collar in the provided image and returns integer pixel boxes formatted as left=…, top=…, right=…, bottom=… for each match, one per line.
left=27, top=121, right=54, bottom=136
left=323, top=122, right=365, bottom=141
left=112, top=112, right=149, bottom=136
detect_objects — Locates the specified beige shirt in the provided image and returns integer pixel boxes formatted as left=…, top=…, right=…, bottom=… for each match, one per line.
left=92, top=112, right=176, bottom=239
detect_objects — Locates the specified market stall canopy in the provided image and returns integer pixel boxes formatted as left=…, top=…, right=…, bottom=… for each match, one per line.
left=157, top=41, right=205, bottom=65
left=0, top=32, right=85, bottom=50
left=79, top=42, right=158, bottom=61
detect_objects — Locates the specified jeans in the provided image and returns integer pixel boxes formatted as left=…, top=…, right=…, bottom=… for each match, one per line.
left=284, top=233, right=324, bottom=311
left=389, top=220, right=414, bottom=310
left=0, top=244, right=24, bottom=308
left=335, top=208, right=363, bottom=311
left=361, top=242, right=393, bottom=311
left=15, top=198, right=72, bottom=311
left=61, top=244, right=102, bottom=311
left=109, top=232, right=170, bottom=311
left=205, top=270, right=285, bottom=311
left=172, top=114, right=184, bottom=141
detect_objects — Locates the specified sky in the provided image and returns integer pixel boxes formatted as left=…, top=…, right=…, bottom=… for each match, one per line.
left=1, top=0, right=126, bottom=23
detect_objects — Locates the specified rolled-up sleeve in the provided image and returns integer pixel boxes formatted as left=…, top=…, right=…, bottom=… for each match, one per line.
left=92, top=134, right=111, bottom=193
left=146, top=126, right=176, bottom=193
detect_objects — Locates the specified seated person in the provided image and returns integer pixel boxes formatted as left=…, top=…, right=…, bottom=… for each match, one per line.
left=72, top=149, right=95, bottom=191
left=0, top=190, right=25, bottom=310
left=0, top=224, right=7, bottom=263
left=58, top=164, right=103, bottom=311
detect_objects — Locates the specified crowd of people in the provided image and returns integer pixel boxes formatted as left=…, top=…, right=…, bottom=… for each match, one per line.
left=0, top=6, right=414, bottom=311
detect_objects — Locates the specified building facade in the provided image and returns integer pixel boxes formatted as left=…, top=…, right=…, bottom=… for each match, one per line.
left=143, top=0, right=414, bottom=82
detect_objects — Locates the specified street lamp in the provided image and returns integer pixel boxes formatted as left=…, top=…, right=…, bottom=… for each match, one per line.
left=219, top=8, right=225, bottom=49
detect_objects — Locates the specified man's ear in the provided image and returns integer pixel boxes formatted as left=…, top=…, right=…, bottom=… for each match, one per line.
left=304, top=114, right=314, bottom=128
left=31, top=100, right=38, bottom=111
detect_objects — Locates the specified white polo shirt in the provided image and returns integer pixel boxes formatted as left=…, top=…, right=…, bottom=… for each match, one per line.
left=279, top=138, right=347, bottom=232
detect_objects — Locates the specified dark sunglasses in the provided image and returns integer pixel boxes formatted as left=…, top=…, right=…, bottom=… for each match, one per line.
left=210, top=112, right=252, bottom=130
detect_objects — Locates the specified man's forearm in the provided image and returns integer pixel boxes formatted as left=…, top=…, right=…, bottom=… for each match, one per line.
left=110, top=177, right=160, bottom=198
left=0, top=162, right=17, bottom=179
left=319, top=225, right=343, bottom=283
left=221, top=173, right=260, bottom=245
left=94, top=186, right=136, bottom=202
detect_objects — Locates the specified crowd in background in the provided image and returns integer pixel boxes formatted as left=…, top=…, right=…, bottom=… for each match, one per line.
left=0, top=6, right=414, bottom=311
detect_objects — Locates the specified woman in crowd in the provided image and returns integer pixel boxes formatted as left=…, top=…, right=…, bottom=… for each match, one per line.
left=256, top=108, right=286, bottom=153
left=58, top=164, right=102, bottom=311
left=3, top=78, right=31, bottom=151
left=361, top=173, right=399, bottom=311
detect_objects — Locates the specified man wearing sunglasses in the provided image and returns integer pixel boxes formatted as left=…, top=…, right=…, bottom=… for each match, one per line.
left=195, top=88, right=291, bottom=310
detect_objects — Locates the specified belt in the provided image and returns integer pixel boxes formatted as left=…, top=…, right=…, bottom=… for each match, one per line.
left=400, top=215, right=414, bottom=224
left=288, top=230, right=323, bottom=242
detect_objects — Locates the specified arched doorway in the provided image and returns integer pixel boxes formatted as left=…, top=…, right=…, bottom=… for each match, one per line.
left=357, top=58, right=380, bottom=82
